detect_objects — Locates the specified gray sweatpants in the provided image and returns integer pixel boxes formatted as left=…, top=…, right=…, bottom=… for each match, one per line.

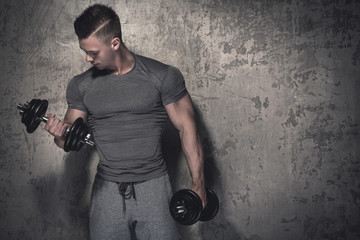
left=89, top=174, right=180, bottom=240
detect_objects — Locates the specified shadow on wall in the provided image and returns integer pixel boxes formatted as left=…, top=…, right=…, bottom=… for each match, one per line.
left=30, top=145, right=96, bottom=239
left=162, top=103, right=244, bottom=240
left=62, top=146, right=96, bottom=233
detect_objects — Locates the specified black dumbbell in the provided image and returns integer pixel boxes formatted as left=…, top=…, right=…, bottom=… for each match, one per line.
left=17, top=99, right=94, bottom=152
left=169, top=188, right=219, bottom=225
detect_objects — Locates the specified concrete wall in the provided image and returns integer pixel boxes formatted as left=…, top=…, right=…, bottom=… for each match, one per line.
left=1, top=0, right=359, bottom=239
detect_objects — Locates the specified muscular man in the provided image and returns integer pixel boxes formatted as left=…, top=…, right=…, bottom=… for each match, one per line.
left=45, top=4, right=206, bottom=239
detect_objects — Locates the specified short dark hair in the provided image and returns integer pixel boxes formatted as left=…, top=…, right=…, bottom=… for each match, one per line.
left=74, top=4, right=122, bottom=43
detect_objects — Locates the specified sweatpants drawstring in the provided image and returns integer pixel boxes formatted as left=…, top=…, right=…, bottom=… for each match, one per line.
left=117, top=182, right=136, bottom=216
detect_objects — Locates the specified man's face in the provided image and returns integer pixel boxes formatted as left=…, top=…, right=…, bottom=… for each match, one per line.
left=79, top=35, right=115, bottom=70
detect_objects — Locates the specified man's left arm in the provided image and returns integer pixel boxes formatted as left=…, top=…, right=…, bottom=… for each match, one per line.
left=165, top=93, right=207, bottom=207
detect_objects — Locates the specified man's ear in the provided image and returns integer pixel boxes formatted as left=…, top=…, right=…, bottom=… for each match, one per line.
left=111, top=38, right=121, bottom=51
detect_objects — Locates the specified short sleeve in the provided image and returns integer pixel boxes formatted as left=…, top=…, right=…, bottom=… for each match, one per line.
left=66, top=77, right=87, bottom=112
left=161, top=66, right=188, bottom=106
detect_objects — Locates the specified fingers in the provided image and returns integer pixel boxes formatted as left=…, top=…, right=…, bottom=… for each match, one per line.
left=202, top=195, right=208, bottom=208
left=44, top=113, right=67, bottom=138
left=44, top=114, right=55, bottom=131
left=59, top=124, right=68, bottom=137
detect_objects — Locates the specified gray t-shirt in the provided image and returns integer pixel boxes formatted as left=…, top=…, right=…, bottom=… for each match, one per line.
left=66, top=54, right=188, bottom=182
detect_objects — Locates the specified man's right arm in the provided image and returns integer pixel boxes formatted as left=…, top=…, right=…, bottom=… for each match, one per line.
left=44, top=108, right=88, bottom=149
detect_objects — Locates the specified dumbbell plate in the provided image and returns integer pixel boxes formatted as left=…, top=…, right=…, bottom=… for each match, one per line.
left=170, top=189, right=203, bottom=225
left=199, top=188, right=219, bottom=221
left=21, top=99, right=48, bottom=133
left=63, top=117, right=89, bottom=152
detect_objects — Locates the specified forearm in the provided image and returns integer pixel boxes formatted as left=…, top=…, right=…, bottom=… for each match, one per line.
left=179, top=129, right=205, bottom=187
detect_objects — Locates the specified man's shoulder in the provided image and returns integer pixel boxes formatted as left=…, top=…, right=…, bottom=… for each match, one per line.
left=135, top=54, right=168, bottom=69
left=135, top=54, right=181, bottom=80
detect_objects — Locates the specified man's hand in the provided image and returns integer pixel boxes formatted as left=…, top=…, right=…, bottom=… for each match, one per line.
left=192, top=182, right=208, bottom=208
left=44, top=114, right=68, bottom=148
left=44, top=109, right=88, bottom=149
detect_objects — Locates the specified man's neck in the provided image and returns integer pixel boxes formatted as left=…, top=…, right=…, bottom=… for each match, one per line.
left=111, top=46, right=135, bottom=75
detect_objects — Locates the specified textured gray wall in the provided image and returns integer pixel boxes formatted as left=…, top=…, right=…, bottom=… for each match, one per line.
left=1, top=0, right=359, bottom=239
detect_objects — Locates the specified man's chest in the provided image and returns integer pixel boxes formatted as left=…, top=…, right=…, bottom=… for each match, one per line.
left=83, top=76, right=162, bottom=117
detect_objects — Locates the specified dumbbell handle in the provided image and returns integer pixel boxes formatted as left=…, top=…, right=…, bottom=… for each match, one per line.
left=17, top=103, right=95, bottom=147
